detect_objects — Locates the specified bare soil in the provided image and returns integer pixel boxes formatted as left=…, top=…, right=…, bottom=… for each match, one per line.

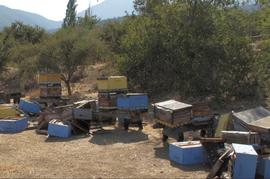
left=0, top=124, right=209, bottom=178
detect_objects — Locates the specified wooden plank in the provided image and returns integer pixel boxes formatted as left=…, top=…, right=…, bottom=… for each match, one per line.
left=207, top=149, right=232, bottom=179
left=221, top=131, right=261, bottom=145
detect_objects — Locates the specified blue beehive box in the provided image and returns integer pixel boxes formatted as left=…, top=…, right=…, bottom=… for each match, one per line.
left=232, top=144, right=258, bottom=179
left=19, top=99, right=41, bottom=114
left=117, top=93, right=148, bottom=110
left=48, top=120, right=72, bottom=138
left=0, top=116, right=29, bottom=133
left=257, top=156, right=270, bottom=179
left=169, top=141, right=208, bottom=165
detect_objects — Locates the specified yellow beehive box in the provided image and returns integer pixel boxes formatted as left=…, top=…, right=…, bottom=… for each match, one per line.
left=38, top=73, right=61, bottom=83
left=97, top=76, right=127, bottom=91
left=108, top=76, right=127, bottom=91
left=0, top=105, right=19, bottom=119
left=97, top=77, right=109, bottom=91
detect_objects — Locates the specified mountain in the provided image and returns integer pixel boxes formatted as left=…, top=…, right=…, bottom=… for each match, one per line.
left=78, top=0, right=134, bottom=20
left=0, top=5, right=61, bottom=31
left=241, top=3, right=260, bottom=12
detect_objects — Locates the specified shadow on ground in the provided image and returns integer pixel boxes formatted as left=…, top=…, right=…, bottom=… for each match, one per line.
left=45, top=134, right=89, bottom=143
left=89, top=128, right=149, bottom=145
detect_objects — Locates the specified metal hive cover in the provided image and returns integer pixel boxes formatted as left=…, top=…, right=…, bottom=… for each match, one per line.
left=154, top=100, right=192, bottom=111
left=233, top=106, right=270, bottom=124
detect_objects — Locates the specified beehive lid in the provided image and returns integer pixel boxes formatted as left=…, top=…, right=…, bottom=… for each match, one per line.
left=233, top=107, right=270, bottom=124
left=97, top=77, right=108, bottom=80
left=249, top=116, right=270, bottom=129
left=172, top=141, right=202, bottom=148
left=109, top=76, right=126, bottom=79
left=154, top=100, right=192, bottom=111
left=232, top=143, right=257, bottom=156
left=126, top=93, right=146, bottom=96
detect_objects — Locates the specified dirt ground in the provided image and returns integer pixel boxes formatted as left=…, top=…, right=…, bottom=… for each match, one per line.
left=0, top=123, right=209, bottom=178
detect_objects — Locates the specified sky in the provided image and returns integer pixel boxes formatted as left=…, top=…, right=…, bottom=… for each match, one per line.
left=0, top=0, right=105, bottom=21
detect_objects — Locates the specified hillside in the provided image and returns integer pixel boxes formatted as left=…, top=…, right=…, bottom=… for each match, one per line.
left=0, top=5, right=61, bottom=31
left=78, top=0, right=134, bottom=19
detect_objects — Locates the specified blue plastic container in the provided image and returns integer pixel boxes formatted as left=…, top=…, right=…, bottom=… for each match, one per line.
left=48, top=121, right=72, bottom=138
left=232, top=144, right=258, bottom=179
left=0, top=116, right=29, bottom=133
left=19, top=99, right=41, bottom=114
left=169, top=141, right=208, bottom=165
left=117, top=93, right=148, bottom=110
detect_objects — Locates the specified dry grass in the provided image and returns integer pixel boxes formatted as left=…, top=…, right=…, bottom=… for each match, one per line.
left=0, top=124, right=209, bottom=178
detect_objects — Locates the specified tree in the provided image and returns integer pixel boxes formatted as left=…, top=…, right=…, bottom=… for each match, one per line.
left=117, top=0, right=255, bottom=99
left=63, top=0, right=77, bottom=28
left=0, top=33, right=8, bottom=73
left=38, top=27, right=109, bottom=96
left=77, top=7, right=99, bottom=29
left=3, top=22, right=45, bottom=44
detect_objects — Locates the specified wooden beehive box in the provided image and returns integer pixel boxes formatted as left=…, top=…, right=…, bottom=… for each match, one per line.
left=153, top=100, right=192, bottom=127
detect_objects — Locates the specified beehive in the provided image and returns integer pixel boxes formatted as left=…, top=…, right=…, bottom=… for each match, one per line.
left=97, top=76, right=127, bottom=92
left=38, top=73, right=61, bottom=84
left=154, top=100, right=192, bottom=127
left=169, top=141, right=208, bottom=165
left=0, top=105, right=19, bottom=119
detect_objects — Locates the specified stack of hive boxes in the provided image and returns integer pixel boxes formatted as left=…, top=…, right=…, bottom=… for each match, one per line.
left=38, top=73, right=62, bottom=98
left=97, top=76, right=128, bottom=109
left=153, top=100, right=193, bottom=127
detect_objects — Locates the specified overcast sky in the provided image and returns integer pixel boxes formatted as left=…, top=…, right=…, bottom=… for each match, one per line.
left=0, top=0, right=105, bottom=21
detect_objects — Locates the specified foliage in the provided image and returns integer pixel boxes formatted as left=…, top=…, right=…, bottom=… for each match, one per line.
left=63, top=0, right=77, bottom=28
left=77, top=8, right=100, bottom=29
left=1, top=0, right=270, bottom=104
left=117, top=0, right=255, bottom=99
left=38, top=27, right=109, bottom=95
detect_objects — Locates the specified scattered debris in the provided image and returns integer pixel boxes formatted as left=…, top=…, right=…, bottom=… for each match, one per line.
left=222, top=131, right=261, bottom=145
left=207, top=149, right=232, bottom=179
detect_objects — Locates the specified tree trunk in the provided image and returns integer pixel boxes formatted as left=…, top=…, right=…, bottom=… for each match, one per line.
left=65, top=80, right=72, bottom=96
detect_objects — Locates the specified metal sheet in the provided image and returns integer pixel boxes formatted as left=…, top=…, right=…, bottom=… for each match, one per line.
left=154, top=100, right=192, bottom=111
left=232, top=107, right=270, bottom=133
left=233, top=107, right=270, bottom=124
